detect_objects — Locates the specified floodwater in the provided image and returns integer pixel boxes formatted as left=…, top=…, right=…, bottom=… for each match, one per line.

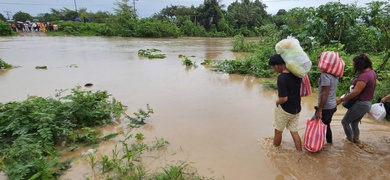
left=1, top=35, right=390, bottom=180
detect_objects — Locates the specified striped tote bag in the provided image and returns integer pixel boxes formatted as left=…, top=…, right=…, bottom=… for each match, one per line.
left=304, top=119, right=327, bottom=152
left=300, top=74, right=312, bottom=97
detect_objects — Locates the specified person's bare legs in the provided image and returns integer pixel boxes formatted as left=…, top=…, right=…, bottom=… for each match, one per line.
left=273, top=129, right=283, bottom=146
left=290, top=131, right=302, bottom=151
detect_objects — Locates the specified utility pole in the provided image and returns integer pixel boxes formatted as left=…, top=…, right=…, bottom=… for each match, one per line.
left=4, top=10, right=12, bottom=20
left=133, top=0, right=138, bottom=17
left=74, top=0, right=78, bottom=14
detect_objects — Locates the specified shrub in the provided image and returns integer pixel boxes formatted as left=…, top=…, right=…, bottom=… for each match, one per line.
left=0, top=21, right=14, bottom=36
left=135, top=19, right=180, bottom=38
left=0, top=58, right=12, bottom=69
left=0, top=89, right=126, bottom=179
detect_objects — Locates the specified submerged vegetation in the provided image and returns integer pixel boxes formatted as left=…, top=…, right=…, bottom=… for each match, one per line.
left=35, top=66, right=48, bottom=69
left=138, top=48, right=166, bottom=59
left=0, top=59, right=12, bottom=69
left=0, top=89, right=124, bottom=179
left=0, top=88, right=209, bottom=179
left=182, top=56, right=198, bottom=68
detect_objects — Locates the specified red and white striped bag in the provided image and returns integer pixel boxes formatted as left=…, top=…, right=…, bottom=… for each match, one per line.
left=300, top=74, right=312, bottom=97
left=304, top=119, right=327, bottom=152
left=318, top=51, right=345, bottom=77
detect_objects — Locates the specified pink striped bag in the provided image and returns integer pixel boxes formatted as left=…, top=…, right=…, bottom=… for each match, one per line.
left=300, top=74, right=312, bottom=97
left=318, top=51, right=345, bottom=77
left=304, top=119, right=327, bottom=152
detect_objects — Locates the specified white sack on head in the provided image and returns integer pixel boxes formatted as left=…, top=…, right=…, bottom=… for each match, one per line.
left=275, top=38, right=312, bottom=78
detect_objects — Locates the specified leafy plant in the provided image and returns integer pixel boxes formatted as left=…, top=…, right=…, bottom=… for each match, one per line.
left=138, top=48, right=166, bottom=59
left=201, top=59, right=213, bottom=65
left=103, top=133, right=120, bottom=140
left=87, top=132, right=208, bottom=180
left=149, top=138, right=169, bottom=151
left=35, top=66, right=48, bottom=69
left=135, top=133, right=144, bottom=140
left=126, top=104, right=154, bottom=125
left=182, top=56, right=197, bottom=68
left=0, top=58, right=12, bottom=69
left=0, top=21, right=15, bottom=36
left=0, top=88, right=129, bottom=179
left=153, top=162, right=209, bottom=180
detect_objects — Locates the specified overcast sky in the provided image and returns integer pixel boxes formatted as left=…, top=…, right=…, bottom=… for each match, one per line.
left=0, top=0, right=374, bottom=19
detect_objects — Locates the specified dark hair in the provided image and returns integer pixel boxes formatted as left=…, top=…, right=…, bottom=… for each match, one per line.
left=269, top=54, right=285, bottom=66
left=353, top=54, right=372, bottom=74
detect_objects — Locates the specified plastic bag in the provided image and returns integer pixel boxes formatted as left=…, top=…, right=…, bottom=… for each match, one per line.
left=300, top=74, right=312, bottom=97
left=318, top=51, right=345, bottom=77
left=368, top=103, right=387, bottom=122
left=275, top=38, right=312, bottom=78
left=304, top=119, right=327, bottom=152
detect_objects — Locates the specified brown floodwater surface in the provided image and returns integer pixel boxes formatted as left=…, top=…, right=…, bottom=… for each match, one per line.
left=1, top=36, right=390, bottom=180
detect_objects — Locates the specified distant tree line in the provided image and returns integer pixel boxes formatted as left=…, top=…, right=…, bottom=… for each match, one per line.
left=0, top=0, right=389, bottom=54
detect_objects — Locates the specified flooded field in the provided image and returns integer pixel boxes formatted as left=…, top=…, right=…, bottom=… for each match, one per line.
left=1, top=35, right=390, bottom=180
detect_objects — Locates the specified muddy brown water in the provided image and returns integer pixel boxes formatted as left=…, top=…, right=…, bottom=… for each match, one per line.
left=1, top=35, right=390, bottom=180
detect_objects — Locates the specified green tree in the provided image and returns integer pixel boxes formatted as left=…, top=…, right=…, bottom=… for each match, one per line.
left=0, top=13, right=6, bottom=22
left=180, top=19, right=207, bottom=36
left=314, top=2, right=360, bottom=45
left=344, top=23, right=383, bottom=53
left=153, top=5, right=198, bottom=28
left=272, top=9, right=287, bottom=28
left=273, top=8, right=315, bottom=38
left=156, top=5, right=178, bottom=20
left=225, top=0, right=269, bottom=35
left=37, top=12, right=60, bottom=22
left=90, top=11, right=112, bottom=23
left=13, top=11, right=33, bottom=22
left=42, top=8, right=78, bottom=21
left=135, top=18, right=180, bottom=37
left=107, top=0, right=137, bottom=36
left=0, top=21, right=14, bottom=36
left=361, top=1, right=390, bottom=51
left=197, top=0, right=226, bottom=31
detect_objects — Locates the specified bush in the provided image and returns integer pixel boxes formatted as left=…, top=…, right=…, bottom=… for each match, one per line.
left=0, top=89, right=125, bottom=179
left=0, top=58, right=12, bottom=69
left=344, top=23, right=384, bottom=53
left=135, top=19, right=180, bottom=38
left=0, top=21, right=14, bottom=36
left=180, top=20, right=207, bottom=37
left=51, top=21, right=111, bottom=36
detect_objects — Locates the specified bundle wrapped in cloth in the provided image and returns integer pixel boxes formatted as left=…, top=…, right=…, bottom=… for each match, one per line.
left=275, top=38, right=312, bottom=78
left=318, top=51, right=345, bottom=77
left=275, top=37, right=312, bottom=97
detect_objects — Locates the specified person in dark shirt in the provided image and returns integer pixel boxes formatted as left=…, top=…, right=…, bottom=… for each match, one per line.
left=269, top=54, right=302, bottom=151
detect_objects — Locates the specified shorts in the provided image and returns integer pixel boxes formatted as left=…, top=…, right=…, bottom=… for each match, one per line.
left=273, top=105, right=300, bottom=132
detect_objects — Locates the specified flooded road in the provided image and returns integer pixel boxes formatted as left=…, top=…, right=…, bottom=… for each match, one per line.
left=1, top=36, right=390, bottom=180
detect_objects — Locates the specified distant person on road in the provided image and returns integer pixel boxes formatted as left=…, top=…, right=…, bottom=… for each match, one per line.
left=32, top=22, right=37, bottom=32
left=269, top=54, right=302, bottom=151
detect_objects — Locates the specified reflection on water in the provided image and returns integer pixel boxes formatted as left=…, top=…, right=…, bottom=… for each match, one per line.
left=1, top=36, right=390, bottom=180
